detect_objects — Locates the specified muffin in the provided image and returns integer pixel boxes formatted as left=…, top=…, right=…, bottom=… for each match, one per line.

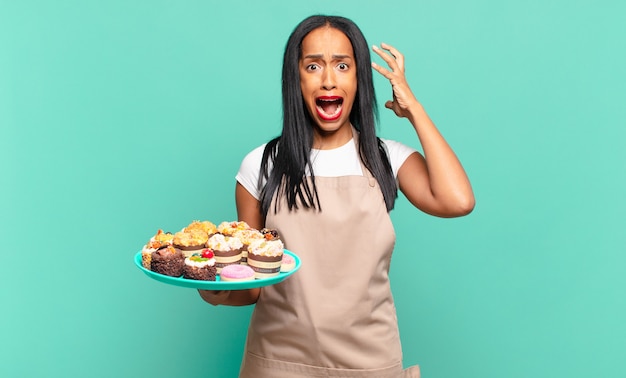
left=233, top=228, right=264, bottom=265
left=150, top=246, right=184, bottom=277
left=216, top=221, right=251, bottom=236
left=173, top=229, right=209, bottom=257
left=207, top=233, right=244, bottom=274
left=260, top=228, right=281, bottom=241
left=246, top=239, right=284, bottom=279
left=183, top=249, right=217, bottom=281
left=141, top=229, right=174, bottom=269
left=184, top=220, right=217, bottom=238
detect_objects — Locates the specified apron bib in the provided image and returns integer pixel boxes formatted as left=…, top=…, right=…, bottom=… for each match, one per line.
left=240, top=132, right=420, bottom=378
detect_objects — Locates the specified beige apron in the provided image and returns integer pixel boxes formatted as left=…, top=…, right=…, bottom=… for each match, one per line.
left=240, top=132, right=420, bottom=378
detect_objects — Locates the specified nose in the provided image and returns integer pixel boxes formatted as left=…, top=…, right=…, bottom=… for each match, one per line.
left=321, top=68, right=336, bottom=90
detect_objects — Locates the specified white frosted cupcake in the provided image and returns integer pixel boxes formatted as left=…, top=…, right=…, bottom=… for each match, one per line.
left=207, top=233, right=243, bottom=273
left=246, top=239, right=284, bottom=279
left=216, top=221, right=251, bottom=236
left=233, top=228, right=264, bottom=265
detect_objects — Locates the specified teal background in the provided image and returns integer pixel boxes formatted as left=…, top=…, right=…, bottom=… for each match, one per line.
left=1, top=0, right=624, bottom=377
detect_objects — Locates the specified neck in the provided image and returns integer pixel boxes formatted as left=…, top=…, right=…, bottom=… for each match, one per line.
left=312, top=124, right=353, bottom=150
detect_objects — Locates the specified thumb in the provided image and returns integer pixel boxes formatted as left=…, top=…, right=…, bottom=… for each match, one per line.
left=385, top=100, right=394, bottom=109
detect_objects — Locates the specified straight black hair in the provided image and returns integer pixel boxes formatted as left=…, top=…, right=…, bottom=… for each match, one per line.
left=259, top=15, right=397, bottom=217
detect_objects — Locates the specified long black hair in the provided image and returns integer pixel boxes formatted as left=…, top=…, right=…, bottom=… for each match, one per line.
left=259, top=15, right=397, bottom=217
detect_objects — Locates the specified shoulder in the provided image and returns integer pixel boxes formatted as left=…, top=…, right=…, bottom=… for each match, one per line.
left=235, top=143, right=268, bottom=201
left=241, top=143, right=267, bottom=167
left=380, top=138, right=415, bottom=154
left=379, top=138, right=418, bottom=177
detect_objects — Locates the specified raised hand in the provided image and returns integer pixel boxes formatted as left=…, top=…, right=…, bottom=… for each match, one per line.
left=371, top=43, right=419, bottom=119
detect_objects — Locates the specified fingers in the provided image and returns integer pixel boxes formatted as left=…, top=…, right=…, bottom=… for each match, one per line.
left=198, top=289, right=230, bottom=306
left=371, top=60, right=393, bottom=80
left=372, top=43, right=405, bottom=73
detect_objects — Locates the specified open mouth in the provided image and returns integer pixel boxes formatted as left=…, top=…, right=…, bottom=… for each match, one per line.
left=315, top=96, right=343, bottom=121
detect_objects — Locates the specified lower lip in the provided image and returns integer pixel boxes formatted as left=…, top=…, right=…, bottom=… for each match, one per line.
left=316, top=107, right=342, bottom=121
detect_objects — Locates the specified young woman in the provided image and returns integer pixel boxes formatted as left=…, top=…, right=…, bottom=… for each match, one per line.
left=200, top=15, right=474, bottom=378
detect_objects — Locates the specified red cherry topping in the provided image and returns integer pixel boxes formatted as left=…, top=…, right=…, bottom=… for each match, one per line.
left=201, top=249, right=214, bottom=259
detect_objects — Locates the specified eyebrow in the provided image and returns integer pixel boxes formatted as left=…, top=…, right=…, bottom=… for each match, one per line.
left=302, top=54, right=353, bottom=60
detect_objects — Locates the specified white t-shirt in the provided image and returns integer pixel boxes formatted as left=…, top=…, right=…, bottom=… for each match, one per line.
left=236, top=138, right=417, bottom=200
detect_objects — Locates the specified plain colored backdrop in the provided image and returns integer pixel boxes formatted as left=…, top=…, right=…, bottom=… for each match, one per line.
left=1, top=1, right=624, bottom=377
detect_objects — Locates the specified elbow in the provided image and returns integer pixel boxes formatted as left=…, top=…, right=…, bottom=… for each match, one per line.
left=454, top=195, right=475, bottom=217
left=440, top=194, right=475, bottom=218
left=458, top=197, right=475, bottom=216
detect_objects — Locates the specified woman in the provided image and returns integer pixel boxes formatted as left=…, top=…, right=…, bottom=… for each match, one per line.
left=200, top=15, right=474, bottom=377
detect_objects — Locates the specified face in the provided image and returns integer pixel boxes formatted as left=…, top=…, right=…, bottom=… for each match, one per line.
left=299, top=27, right=357, bottom=137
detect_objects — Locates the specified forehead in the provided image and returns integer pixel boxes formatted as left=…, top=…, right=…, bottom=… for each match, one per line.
left=300, top=27, right=354, bottom=57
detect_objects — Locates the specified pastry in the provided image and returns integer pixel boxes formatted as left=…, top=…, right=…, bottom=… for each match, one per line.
left=246, top=239, right=284, bottom=279
left=220, top=264, right=255, bottom=282
left=173, top=229, right=209, bottom=257
left=150, top=245, right=184, bottom=277
left=183, top=249, right=217, bottom=281
left=141, top=229, right=174, bottom=269
left=260, top=228, right=280, bottom=241
left=207, top=234, right=244, bottom=273
left=216, top=221, right=251, bottom=236
left=184, top=220, right=217, bottom=237
left=233, top=228, right=264, bottom=265
left=280, top=253, right=296, bottom=272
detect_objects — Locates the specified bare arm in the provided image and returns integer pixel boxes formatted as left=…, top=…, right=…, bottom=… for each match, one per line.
left=372, top=43, right=475, bottom=217
left=197, top=182, right=264, bottom=306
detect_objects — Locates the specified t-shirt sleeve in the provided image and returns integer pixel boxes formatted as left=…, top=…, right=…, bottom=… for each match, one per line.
left=381, top=138, right=418, bottom=178
left=235, top=144, right=267, bottom=200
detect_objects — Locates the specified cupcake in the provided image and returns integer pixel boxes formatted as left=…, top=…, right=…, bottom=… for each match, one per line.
left=151, top=246, right=185, bottom=277
left=173, top=229, right=209, bottom=257
left=246, top=239, right=284, bottom=279
left=141, top=229, right=174, bottom=269
left=207, top=233, right=244, bottom=274
left=216, top=221, right=251, bottom=236
left=280, top=253, right=296, bottom=272
left=184, top=220, right=217, bottom=237
left=233, top=228, right=264, bottom=265
left=260, top=228, right=281, bottom=241
left=183, top=249, right=217, bottom=281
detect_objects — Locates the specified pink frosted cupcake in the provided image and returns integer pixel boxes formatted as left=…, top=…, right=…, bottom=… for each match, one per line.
left=280, top=253, right=296, bottom=272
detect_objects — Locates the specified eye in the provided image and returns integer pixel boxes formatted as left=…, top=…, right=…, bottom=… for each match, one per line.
left=306, top=63, right=320, bottom=72
left=337, top=63, right=349, bottom=71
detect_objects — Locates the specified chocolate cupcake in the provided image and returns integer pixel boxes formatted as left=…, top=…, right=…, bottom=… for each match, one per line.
left=150, top=246, right=184, bottom=277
